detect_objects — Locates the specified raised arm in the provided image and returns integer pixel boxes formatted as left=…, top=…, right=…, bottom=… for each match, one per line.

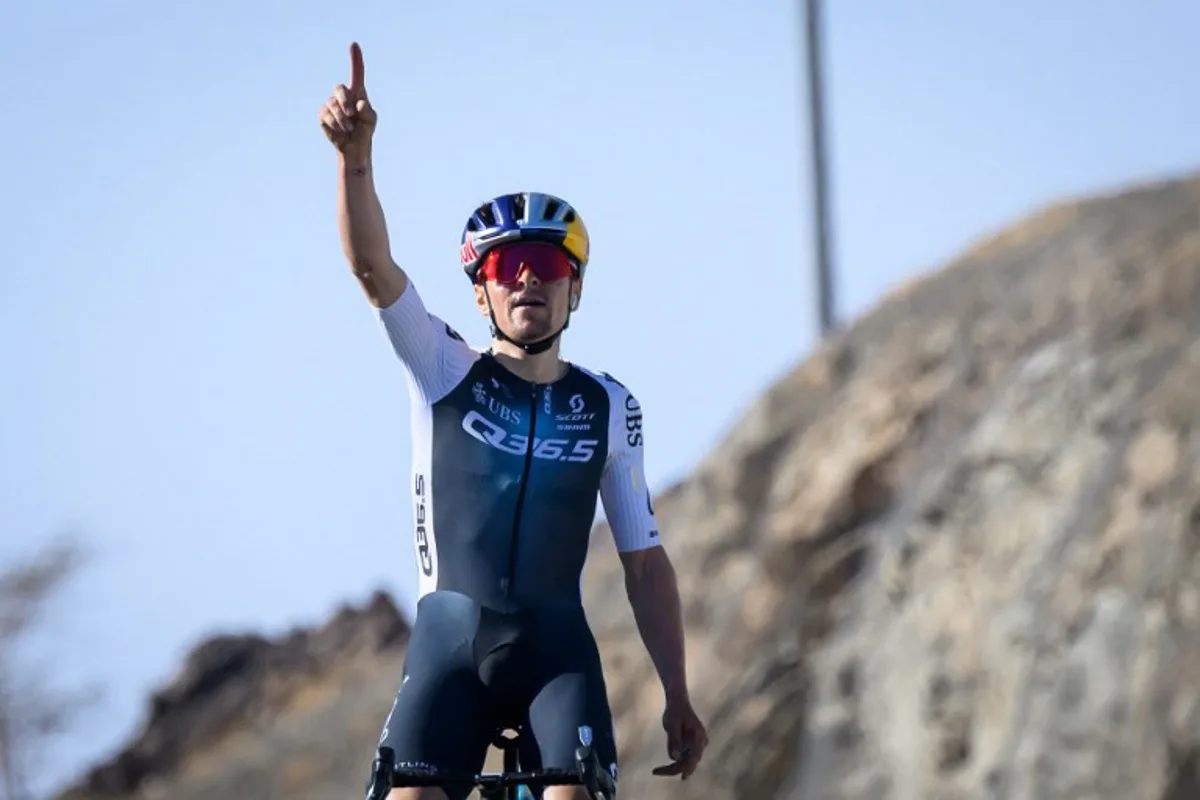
left=319, top=41, right=407, bottom=309
left=318, top=42, right=475, bottom=403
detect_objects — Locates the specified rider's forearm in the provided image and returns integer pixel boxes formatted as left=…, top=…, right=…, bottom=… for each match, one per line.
left=625, top=549, right=690, bottom=703
left=338, top=152, right=407, bottom=308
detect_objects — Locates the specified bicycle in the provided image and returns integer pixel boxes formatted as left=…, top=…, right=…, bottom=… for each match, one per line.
left=364, top=726, right=618, bottom=800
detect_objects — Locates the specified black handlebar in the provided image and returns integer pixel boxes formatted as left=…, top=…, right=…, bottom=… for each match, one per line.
left=365, top=744, right=617, bottom=800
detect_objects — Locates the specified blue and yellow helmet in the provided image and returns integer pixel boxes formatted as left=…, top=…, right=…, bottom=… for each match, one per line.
left=459, top=191, right=590, bottom=283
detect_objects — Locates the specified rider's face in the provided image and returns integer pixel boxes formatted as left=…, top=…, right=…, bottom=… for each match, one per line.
left=476, top=267, right=579, bottom=345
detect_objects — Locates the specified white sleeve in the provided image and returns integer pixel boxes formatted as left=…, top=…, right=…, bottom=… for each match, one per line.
left=598, top=381, right=661, bottom=553
left=376, top=280, right=477, bottom=403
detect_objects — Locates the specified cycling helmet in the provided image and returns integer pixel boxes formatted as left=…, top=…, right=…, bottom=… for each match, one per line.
left=460, top=191, right=590, bottom=355
left=460, top=191, right=590, bottom=283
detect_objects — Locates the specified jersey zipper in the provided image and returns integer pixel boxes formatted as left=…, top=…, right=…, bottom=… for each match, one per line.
left=501, top=382, right=540, bottom=596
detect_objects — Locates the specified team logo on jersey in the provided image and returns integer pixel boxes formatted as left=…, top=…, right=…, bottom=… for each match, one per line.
left=555, top=392, right=596, bottom=432
left=413, top=474, right=433, bottom=577
left=463, top=410, right=599, bottom=463
left=472, top=382, right=523, bottom=426
left=624, top=394, right=643, bottom=447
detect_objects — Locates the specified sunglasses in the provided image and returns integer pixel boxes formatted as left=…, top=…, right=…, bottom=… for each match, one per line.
left=478, top=242, right=576, bottom=285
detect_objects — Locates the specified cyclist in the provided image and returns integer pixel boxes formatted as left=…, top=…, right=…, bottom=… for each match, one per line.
left=318, top=42, right=708, bottom=800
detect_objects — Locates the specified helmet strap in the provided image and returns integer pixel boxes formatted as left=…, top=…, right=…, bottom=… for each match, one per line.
left=482, top=284, right=571, bottom=356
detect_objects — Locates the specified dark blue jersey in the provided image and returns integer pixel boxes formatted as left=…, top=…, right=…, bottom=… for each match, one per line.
left=377, top=282, right=660, bottom=610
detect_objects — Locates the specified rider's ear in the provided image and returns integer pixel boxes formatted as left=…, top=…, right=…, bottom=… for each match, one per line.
left=474, top=282, right=490, bottom=316
left=569, top=277, right=582, bottom=311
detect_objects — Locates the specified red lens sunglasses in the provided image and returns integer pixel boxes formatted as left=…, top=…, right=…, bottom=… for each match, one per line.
left=478, top=242, right=576, bottom=285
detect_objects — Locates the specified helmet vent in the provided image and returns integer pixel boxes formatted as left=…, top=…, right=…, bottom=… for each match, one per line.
left=477, top=203, right=497, bottom=227
left=512, top=193, right=527, bottom=221
left=544, top=197, right=563, bottom=220
left=563, top=208, right=577, bottom=223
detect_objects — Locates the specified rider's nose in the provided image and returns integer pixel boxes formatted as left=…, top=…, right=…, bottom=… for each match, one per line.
left=515, top=263, right=540, bottom=287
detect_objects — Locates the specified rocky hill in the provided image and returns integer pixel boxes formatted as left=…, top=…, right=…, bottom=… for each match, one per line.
left=59, top=172, right=1200, bottom=800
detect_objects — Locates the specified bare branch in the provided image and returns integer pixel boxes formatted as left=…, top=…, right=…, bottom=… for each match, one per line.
left=0, top=534, right=99, bottom=800
left=0, top=536, right=87, bottom=645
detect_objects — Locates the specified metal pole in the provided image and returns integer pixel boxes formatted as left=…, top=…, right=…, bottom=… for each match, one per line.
left=803, top=0, right=836, bottom=336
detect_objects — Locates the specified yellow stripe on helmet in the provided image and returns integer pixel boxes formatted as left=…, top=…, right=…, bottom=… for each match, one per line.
left=561, top=213, right=590, bottom=271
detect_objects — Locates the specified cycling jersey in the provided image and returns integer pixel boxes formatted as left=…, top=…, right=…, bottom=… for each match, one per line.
left=377, top=279, right=661, bottom=611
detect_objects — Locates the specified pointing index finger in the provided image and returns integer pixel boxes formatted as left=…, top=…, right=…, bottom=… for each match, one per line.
left=349, top=41, right=366, bottom=94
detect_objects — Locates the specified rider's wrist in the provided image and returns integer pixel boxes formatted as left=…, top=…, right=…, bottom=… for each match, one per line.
left=664, top=681, right=689, bottom=705
left=339, top=152, right=373, bottom=174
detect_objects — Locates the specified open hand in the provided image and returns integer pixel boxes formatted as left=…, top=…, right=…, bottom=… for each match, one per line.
left=651, top=695, right=708, bottom=780
left=318, top=41, right=378, bottom=160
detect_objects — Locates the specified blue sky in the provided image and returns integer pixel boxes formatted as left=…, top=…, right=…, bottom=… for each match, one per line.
left=3, top=0, right=1199, bottom=792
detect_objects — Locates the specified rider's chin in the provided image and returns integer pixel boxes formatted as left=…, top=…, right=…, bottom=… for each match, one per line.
left=510, top=308, right=552, bottom=336
left=514, top=323, right=549, bottom=343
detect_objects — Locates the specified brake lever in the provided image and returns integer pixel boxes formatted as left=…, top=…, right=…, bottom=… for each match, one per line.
left=364, top=746, right=395, bottom=800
